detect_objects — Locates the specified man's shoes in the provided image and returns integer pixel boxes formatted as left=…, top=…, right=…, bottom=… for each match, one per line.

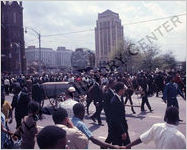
left=90, top=116, right=96, bottom=122
left=133, top=111, right=136, bottom=114
left=150, top=109, right=154, bottom=112
left=178, top=119, right=183, bottom=122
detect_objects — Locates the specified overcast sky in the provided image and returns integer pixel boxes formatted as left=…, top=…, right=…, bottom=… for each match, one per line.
left=23, top=1, right=186, bottom=61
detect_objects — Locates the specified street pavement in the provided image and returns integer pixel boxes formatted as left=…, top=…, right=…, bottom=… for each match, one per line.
left=5, top=93, right=186, bottom=149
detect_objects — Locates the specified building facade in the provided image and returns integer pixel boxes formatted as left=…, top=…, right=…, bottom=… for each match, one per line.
left=1, top=1, right=26, bottom=74
left=71, top=48, right=95, bottom=71
left=56, top=47, right=72, bottom=68
left=25, top=46, right=72, bottom=69
left=25, top=46, right=56, bottom=67
left=95, top=9, right=124, bottom=67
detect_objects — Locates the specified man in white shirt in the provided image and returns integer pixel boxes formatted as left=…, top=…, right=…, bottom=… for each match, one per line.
left=4, top=78, right=10, bottom=95
left=125, top=106, right=186, bottom=149
left=58, top=87, right=78, bottom=119
left=68, top=75, right=75, bottom=83
left=52, top=107, right=88, bottom=149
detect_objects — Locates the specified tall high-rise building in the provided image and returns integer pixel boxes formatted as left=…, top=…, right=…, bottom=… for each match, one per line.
left=1, top=1, right=26, bottom=74
left=95, top=9, right=124, bottom=67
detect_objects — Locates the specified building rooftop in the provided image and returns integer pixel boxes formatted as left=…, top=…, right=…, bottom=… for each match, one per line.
left=99, top=9, right=119, bottom=18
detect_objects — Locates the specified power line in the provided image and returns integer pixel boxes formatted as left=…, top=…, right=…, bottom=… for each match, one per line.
left=41, top=13, right=186, bottom=38
left=25, top=38, right=38, bottom=44
left=123, top=13, right=186, bottom=25
left=42, top=29, right=94, bottom=37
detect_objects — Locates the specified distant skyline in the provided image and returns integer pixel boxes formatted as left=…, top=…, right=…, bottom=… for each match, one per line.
left=23, top=1, right=186, bottom=61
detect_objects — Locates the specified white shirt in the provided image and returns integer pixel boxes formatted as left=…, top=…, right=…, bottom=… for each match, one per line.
left=56, top=124, right=88, bottom=149
left=68, top=77, right=74, bottom=82
left=58, top=98, right=78, bottom=118
left=4, top=79, right=10, bottom=85
left=109, top=88, right=115, bottom=95
left=140, top=122, right=186, bottom=149
left=115, top=93, right=122, bottom=102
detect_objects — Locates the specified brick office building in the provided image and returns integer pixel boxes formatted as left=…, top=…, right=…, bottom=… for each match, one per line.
left=1, top=1, right=26, bottom=74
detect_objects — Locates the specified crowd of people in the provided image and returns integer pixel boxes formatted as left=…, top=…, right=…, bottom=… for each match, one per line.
left=1, top=68, right=186, bottom=149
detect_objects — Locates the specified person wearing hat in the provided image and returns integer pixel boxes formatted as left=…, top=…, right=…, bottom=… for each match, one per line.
left=58, top=87, right=78, bottom=119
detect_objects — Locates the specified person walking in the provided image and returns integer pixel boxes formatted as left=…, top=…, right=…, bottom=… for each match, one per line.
left=32, top=80, right=45, bottom=105
left=140, top=76, right=153, bottom=112
left=163, top=75, right=185, bottom=121
left=89, top=75, right=104, bottom=125
left=124, top=88, right=136, bottom=114
left=103, top=79, right=115, bottom=144
left=110, top=82, right=131, bottom=146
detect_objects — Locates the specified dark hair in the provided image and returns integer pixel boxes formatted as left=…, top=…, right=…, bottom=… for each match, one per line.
left=28, top=101, right=40, bottom=114
left=37, top=125, right=66, bottom=149
left=164, top=106, right=179, bottom=125
left=73, top=103, right=85, bottom=116
left=114, top=82, right=124, bottom=93
left=108, top=78, right=115, bottom=86
left=65, top=90, right=73, bottom=98
left=94, top=74, right=100, bottom=83
left=52, top=108, right=68, bottom=124
left=13, top=85, right=21, bottom=95
left=167, top=75, right=173, bottom=81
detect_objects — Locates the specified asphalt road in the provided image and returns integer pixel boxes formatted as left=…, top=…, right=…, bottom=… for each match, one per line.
left=5, top=93, right=186, bottom=149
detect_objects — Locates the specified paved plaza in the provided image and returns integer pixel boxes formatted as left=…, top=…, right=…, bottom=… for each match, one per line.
left=6, top=94, right=186, bottom=149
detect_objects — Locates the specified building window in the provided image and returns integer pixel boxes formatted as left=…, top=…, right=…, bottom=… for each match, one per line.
left=13, top=12, right=17, bottom=23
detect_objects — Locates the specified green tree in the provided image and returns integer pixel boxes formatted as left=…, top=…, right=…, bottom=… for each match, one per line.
left=108, top=37, right=178, bottom=73
left=140, top=44, right=161, bottom=71
left=159, top=51, right=177, bottom=70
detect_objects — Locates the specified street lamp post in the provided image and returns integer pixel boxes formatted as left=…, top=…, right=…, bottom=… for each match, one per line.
left=25, top=27, right=41, bottom=74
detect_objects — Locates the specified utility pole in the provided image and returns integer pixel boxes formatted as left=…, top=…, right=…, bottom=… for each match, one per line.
left=39, top=33, right=41, bottom=74
left=25, top=27, right=42, bottom=74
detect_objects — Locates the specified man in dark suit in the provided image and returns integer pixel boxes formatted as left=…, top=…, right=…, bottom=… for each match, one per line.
left=140, top=76, right=153, bottom=112
left=89, top=75, right=104, bottom=125
left=110, top=82, right=131, bottom=146
left=124, top=77, right=136, bottom=114
left=103, top=79, right=115, bottom=144
left=32, top=81, right=45, bottom=105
